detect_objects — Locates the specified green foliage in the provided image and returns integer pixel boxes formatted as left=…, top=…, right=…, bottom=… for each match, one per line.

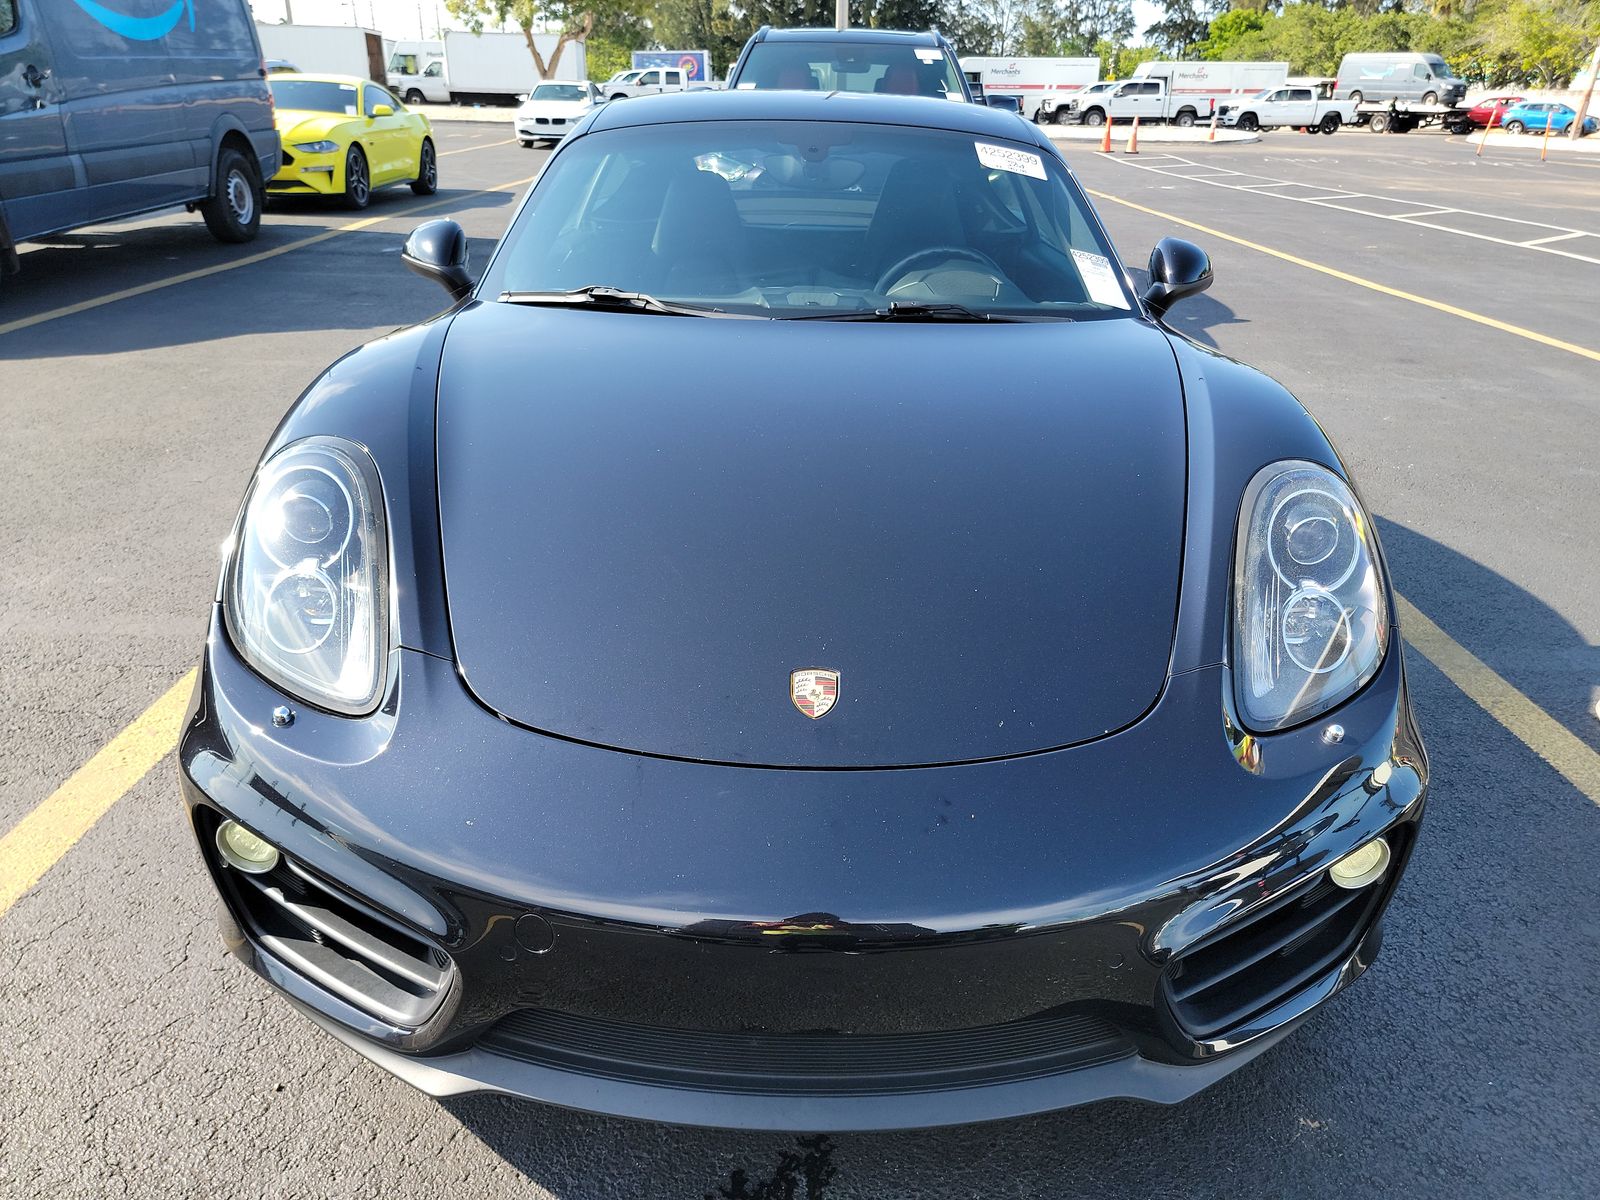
left=1182, top=0, right=1599, bottom=86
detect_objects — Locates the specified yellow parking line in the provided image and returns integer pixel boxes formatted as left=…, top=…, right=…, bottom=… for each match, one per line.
left=0, top=175, right=535, bottom=340
left=1086, top=189, right=1600, bottom=364
left=0, top=670, right=196, bottom=920
left=1397, top=596, right=1600, bottom=807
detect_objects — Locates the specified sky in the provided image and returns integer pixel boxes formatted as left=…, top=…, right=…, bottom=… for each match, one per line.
left=246, top=1, right=1166, bottom=52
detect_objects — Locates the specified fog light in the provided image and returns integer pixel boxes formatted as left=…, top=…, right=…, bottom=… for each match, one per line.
left=1328, top=837, right=1390, bottom=890
left=216, top=820, right=279, bottom=874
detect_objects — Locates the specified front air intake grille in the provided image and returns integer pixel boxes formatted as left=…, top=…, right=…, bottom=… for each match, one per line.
left=212, top=828, right=451, bottom=1028
left=478, top=1005, right=1135, bottom=1096
left=1162, top=844, right=1400, bottom=1041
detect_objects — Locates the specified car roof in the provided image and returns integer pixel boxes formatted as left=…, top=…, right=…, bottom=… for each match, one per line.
left=269, top=72, right=372, bottom=87
left=531, top=79, right=590, bottom=86
left=751, top=27, right=947, bottom=46
left=585, top=88, right=1043, bottom=144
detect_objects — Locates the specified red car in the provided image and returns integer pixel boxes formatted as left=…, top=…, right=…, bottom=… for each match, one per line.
left=1467, top=96, right=1524, bottom=127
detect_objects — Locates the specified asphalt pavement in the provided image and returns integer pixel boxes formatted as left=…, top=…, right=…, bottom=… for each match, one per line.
left=1, top=121, right=1597, bottom=1200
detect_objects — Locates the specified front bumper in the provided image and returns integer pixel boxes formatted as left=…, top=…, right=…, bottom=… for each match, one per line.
left=181, top=608, right=1426, bottom=1130
left=517, top=119, right=576, bottom=140
left=267, top=148, right=345, bottom=196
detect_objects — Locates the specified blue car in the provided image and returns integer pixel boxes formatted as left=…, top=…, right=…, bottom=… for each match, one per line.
left=1501, top=101, right=1597, bottom=136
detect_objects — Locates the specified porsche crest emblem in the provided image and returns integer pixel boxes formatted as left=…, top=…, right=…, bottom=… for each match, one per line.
left=790, top=669, right=840, bottom=719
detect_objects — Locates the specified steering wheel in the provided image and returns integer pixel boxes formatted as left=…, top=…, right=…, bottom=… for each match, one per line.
left=875, top=246, right=1008, bottom=296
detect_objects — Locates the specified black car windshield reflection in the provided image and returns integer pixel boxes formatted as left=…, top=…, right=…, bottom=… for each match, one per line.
left=484, top=120, right=1135, bottom=320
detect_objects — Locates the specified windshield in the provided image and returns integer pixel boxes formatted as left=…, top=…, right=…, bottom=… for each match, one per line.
left=270, top=80, right=359, bottom=115
left=737, top=42, right=964, bottom=99
left=532, top=84, right=588, bottom=102
left=483, top=119, right=1133, bottom=319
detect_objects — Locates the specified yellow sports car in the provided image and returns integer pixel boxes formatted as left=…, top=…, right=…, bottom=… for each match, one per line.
left=266, top=74, right=437, bottom=210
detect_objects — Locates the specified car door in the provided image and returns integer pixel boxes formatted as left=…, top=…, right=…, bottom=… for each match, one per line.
left=0, top=0, right=73, bottom=243
left=361, top=83, right=409, bottom=184
left=665, top=69, right=684, bottom=93
left=1133, top=81, right=1162, bottom=120
left=1283, top=88, right=1316, bottom=125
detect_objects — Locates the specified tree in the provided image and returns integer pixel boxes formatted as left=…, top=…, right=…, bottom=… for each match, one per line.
left=444, top=0, right=596, bottom=79
left=1018, top=0, right=1135, bottom=56
left=1144, top=0, right=1220, bottom=57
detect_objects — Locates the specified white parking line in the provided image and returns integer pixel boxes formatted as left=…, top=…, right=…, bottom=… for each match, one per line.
left=1110, top=153, right=1600, bottom=266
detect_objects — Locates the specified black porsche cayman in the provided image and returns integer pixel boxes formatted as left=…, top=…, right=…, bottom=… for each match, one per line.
left=180, top=89, right=1427, bottom=1131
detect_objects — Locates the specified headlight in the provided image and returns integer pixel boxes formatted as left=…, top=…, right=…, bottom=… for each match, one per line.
left=225, top=437, right=389, bottom=715
left=293, top=140, right=341, bottom=154
left=1232, top=461, right=1388, bottom=731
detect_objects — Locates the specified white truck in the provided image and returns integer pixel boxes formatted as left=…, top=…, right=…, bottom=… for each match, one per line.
left=1037, top=79, right=1117, bottom=125
left=1061, top=60, right=1289, bottom=126
left=1219, top=85, right=1358, bottom=134
left=255, top=22, right=385, bottom=81
left=957, top=57, right=1100, bottom=122
left=601, top=67, right=695, bottom=100
left=387, top=32, right=585, bottom=106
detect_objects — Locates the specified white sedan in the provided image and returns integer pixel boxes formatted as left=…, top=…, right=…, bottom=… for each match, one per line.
left=516, top=81, right=605, bottom=146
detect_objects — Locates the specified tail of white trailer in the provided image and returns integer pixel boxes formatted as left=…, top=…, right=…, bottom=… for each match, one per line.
left=958, top=57, right=1099, bottom=122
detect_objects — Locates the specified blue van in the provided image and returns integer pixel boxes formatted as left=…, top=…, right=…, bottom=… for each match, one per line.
left=0, top=0, right=279, bottom=275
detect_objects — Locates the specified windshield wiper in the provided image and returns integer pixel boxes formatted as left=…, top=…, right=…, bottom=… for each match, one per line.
left=498, top=286, right=718, bottom=317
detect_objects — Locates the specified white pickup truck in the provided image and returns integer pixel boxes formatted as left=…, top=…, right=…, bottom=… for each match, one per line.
left=602, top=67, right=694, bottom=100
left=1219, top=86, right=1358, bottom=133
left=1036, top=80, right=1116, bottom=124
left=1062, top=78, right=1215, bottom=128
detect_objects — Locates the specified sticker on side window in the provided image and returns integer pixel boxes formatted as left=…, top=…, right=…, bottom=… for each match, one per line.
left=975, top=142, right=1046, bottom=181
left=1070, top=249, right=1130, bottom=309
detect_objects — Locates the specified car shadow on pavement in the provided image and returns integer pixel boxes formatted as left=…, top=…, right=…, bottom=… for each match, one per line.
left=1122, top=264, right=1247, bottom=349
left=2, top=189, right=514, bottom=358
left=434, top=519, right=1599, bottom=1200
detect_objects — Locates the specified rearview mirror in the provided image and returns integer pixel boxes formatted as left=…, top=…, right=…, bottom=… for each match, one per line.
left=402, top=219, right=473, bottom=301
left=1142, top=237, right=1213, bottom=317
left=371, top=104, right=394, bottom=117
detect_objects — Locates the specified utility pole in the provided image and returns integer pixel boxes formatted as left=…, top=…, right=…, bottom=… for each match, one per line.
left=835, top=0, right=848, bottom=31
left=1571, top=40, right=1599, bottom=141
left=283, top=0, right=294, bottom=23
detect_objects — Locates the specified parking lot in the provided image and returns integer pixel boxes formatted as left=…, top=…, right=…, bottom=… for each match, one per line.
left=2, top=122, right=1597, bottom=1198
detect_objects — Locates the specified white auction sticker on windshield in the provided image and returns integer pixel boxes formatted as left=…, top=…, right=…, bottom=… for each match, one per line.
left=915, top=48, right=942, bottom=62
left=975, top=142, right=1046, bottom=181
left=1071, top=249, right=1130, bottom=309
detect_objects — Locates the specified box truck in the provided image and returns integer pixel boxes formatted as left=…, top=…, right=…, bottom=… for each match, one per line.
left=958, top=57, right=1100, bottom=121
left=255, top=22, right=386, bottom=82
left=387, top=32, right=586, bottom=105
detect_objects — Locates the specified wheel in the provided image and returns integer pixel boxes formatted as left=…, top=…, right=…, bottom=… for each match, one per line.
left=1421, top=91, right=1438, bottom=106
left=342, top=144, right=370, bottom=210
left=1504, top=120, right=1524, bottom=135
left=1174, top=109, right=1195, bottom=128
left=609, top=92, right=628, bottom=101
left=199, top=146, right=262, bottom=244
left=1368, top=112, right=1389, bottom=134
left=1349, top=91, right=1363, bottom=105
left=1319, top=114, right=1341, bottom=134
left=1083, top=108, right=1105, bottom=127
left=519, top=138, right=534, bottom=148
left=410, top=138, right=437, bottom=195
left=404, top=89, right=426, bottom=105
left=1237, top=113, right=1258, bottom=132
left=1052, top=107, right=1072, bottom=125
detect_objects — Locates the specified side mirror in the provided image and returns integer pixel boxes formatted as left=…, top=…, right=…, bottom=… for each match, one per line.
left=370, top=104, right=394, bottom=117
left=1142, top=237, right=1213, bottom=317
left=402, top=219, right=473, bottom=301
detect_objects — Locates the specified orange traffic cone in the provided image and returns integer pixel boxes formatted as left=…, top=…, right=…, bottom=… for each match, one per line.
left=1207, top=109, right=1218, bottom=142
left=1098, top=118, right=1113, bottom=153
left=1125, top=116, right=1140, bottom=155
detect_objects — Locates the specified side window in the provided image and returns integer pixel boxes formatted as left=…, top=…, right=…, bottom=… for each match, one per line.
left=1140, top=82, right=1160, bottom=96
left=640, top=70, right=660, bottom=86
left=363, top=87, right=385, bottom=116
left=1293, top=89, right=1313, bottom=101
left=1414, top=65, right=1430, bottom=80
left=667, top=70, right=682, bottom=85
left=423, top=61, right=442, bottom=78
left=0, top=0, right=16, bottom=36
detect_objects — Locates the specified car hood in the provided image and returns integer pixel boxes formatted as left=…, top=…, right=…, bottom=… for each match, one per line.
left=436, top=304, right=1188, bottom=767
left=275, top=110, right=351, bottom=141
